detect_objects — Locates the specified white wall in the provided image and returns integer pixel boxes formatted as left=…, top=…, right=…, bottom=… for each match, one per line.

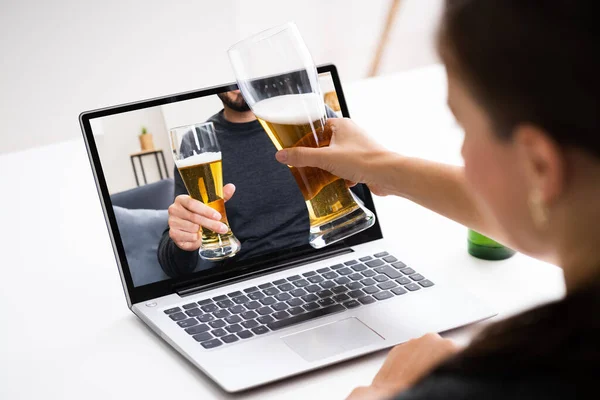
left=0, top=0, right=443, bottom=154
left=161, top=95, right=224, bottom=131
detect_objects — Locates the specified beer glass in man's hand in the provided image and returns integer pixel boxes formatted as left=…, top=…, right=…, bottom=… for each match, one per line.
left=169, top=122, right=241, bottom=260
left=228, top=22, right=375, bottom=249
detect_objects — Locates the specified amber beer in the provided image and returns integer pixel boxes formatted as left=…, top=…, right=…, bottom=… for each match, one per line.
left=175, top=152, right=234, bottom=246
left=253, top=93, right=359, bottom=227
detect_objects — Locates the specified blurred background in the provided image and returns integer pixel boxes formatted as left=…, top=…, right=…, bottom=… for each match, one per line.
left=0, top=0, right=443, bottom=154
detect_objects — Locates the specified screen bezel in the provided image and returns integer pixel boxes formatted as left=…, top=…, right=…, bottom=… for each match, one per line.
left=79, top=64, right=383, bottom=306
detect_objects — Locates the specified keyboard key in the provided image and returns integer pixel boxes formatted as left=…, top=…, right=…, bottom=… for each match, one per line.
left=304, top=302, right=320, bottom=311
left=396, top=277, right=411, bottom=285
left=263, top=287, right=280, bottom=296
left=383, top=255, right=398, bottom=263
left=392, top=287, right=407, bottom=295
left=225, top=315, right=242, bottom=324
left=374, top=265, right=402, bottom=279
left=302, top=293, right=319, bottom=303
left=293, top=279, right=310, bottom=287
left=348, top=289, right=364, bottom=299
left=419, top=280, right=435, bottom=287
left=213, top=295, right=228, bottom=302
left=392, top=261, right=407, bottom=269
left=273, top=311, right=290, bottom=320
left=410, top=274, right=425, bottom=281
left=198, top=314, right=215, bottom=323
left=169, top=312, right=187, bottom=321
left=352, top=264, right=367, bottom=272
left=186, top=308, right=203, bottom=317
left=305, top=284, right=321, bottom=293
left=405, top=283, right=421, bottom=291
left=331, top=285, right=348, bottom=294
left=198, top=299, right=212, bottom=306
left=344, top=260, right=358, bottom=266
left=347, top=281, right=363, bottom=290
left=344, top=300, right=361, bottom=309
left=362, top=270, right=377, bottom=277
left=374, top=251, right=389, bottom=257
left=267, top=304, right=345, bottom=331
left=214, top=309, right=230, bottom=319
left=232, top=295, right=250, bottom=305
left=222, top=334, right=239, bottom=343
left=273, top=279, right=287, bottom=285
left=257, top=315, right=275, bottom=324
left=290, top=289, right=307, bottom=297
left=289, top=307, right=304, bottom=315
left=322, top=272, right=338, bottom=280
left=374, top=291, right=394, bottom=301
left=320, top=281, right=336, bottom=289
left=241, top=311, right=258, bottom=320
left=333, top=293, right=351, bottom=302
left=201, top=339, right=223, bottom=349
left=272, top=302, right=289, bottom=311
left=238, top=330, right=254, bottom=339
left=244, top=287, right=259, bottom=293
left=185, top=324, right=210, bottom=335
left=164, top=307, right=181, bottom=314
left=308, top=275, right=325, bottom=283
left=278, top=283, right=295, bottom=291
left=363, top=286, right=380, bottom=294
left=360, top=278, right=377, bottom=286
left=227, top=291, right=243, bottom=297
left=217, top=299, right=234, bottom=308
left=335, top=276, right=351, bottom=285
left=229, top=305, right=246, bottom=314
left=317, top=289, right=333, bottom=298
left=192, top=332, right=213, bottom=342
left=260, top=297, right=276, bottom=306
left=378, top=281, right=398, bottom=290
left=211, top=328, right=227, bottom=337
left=248, top=291, right=265, bottom=300
left=366, top=259, right=385, bottom=268
left=318, top=298, right=336, bottom=307
left=330, top=263, right=344, bottom=270
left=358, top=296, right=376, bottom=305
left=275, top=292, right=292, bottom=301
left=374, top=275, right=389, bottom=283
left=400, top=267, right=416, bottom=275
left=302, top=271, right=317, bottom=277
left=338, top=267, right=353, bottom=275
left=287, top=275, right=302, bottom=281
left=246, top=301, right=261, bottom=310
left=183, top=303, right=198, bottom=310
left=349, top=273, right=363, bottom=281
left=201, top=304, right=218, bottom=313
left=358, top=256, right=373, bottom=262
left=209, top=320, right=226, bottom=328
left=226, top=324, right=243, bottom=333
left=257, top=306, right=273, bottom=315
left=252, top=326, right=270, bottom=335
left=316, top=267, right=330, bottom=274
left=258, top=282, right=272, bottom=290
left=287, top=298, right=304, bottom=307
left=241, top=320, right=259, bottom=329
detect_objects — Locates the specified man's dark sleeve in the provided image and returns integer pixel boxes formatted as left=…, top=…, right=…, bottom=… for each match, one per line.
left=157, top=165, right=199, bottom=278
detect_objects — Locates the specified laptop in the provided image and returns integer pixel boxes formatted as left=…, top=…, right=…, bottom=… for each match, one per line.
left=79, top=64, right=496, bottom=393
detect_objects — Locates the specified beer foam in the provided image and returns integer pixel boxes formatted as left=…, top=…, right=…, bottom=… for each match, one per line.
left=252, top=93, right=325, bottom=125
left=175, top=152, right=222, bottom=168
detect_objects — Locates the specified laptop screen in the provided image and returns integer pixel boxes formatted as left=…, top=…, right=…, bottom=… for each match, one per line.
left=84, top=67, right=382, bottom=300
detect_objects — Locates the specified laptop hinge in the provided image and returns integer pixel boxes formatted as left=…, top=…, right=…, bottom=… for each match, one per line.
left=176, top=247, right=353, bottom=298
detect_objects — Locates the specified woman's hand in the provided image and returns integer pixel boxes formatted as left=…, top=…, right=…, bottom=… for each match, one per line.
left=168, top=183, right=236, bottom=251
left=275, top=118, right=394, bottom=195
left=346, top=333, right=460, bottom=400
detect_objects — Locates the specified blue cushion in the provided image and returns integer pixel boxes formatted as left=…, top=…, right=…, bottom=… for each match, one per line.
left=111, top=178, right=174, bottom=210
left=113, top=206, right=169, bottom=286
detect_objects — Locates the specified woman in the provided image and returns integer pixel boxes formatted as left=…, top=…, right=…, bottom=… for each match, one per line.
left=276, top=1, right=600, bottom=399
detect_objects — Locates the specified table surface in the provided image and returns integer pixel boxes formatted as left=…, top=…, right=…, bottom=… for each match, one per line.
left=0, top=65, right=565, bottom=400
left=130, top=148, right=165, bottom=157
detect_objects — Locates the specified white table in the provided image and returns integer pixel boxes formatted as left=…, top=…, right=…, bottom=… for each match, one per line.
left=0, top=65, right=565, bottom=400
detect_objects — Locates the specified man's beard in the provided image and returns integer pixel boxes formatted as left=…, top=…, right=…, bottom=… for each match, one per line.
left=217, top=92, right=251, bottom=112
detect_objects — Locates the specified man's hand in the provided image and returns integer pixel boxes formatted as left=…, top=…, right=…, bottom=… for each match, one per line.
left=168, top=183, right=236, bottom=251
left=347, top=333, right=460, bottom=400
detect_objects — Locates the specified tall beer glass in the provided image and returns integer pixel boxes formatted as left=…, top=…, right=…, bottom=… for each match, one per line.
left=228, top=22, right=375, bottom=249
left=169, top=122, right=241, bottom=260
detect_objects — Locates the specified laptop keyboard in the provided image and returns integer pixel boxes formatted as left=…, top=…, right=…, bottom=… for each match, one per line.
left=163, top=252, right=434, bottom=350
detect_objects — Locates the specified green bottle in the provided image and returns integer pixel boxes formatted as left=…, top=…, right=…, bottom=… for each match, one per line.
left=468, top=229, right=516, bottom=260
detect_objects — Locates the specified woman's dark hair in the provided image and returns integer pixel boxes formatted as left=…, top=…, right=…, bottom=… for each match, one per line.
left=438, top=0, right=599, bottom=158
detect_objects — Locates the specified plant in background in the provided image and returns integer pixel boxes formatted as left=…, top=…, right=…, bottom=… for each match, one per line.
left=141, top=126, right=148, bottom=135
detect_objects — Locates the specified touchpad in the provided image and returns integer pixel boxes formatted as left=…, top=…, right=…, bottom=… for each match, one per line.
left=281, top=317, right=384, bottom=362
